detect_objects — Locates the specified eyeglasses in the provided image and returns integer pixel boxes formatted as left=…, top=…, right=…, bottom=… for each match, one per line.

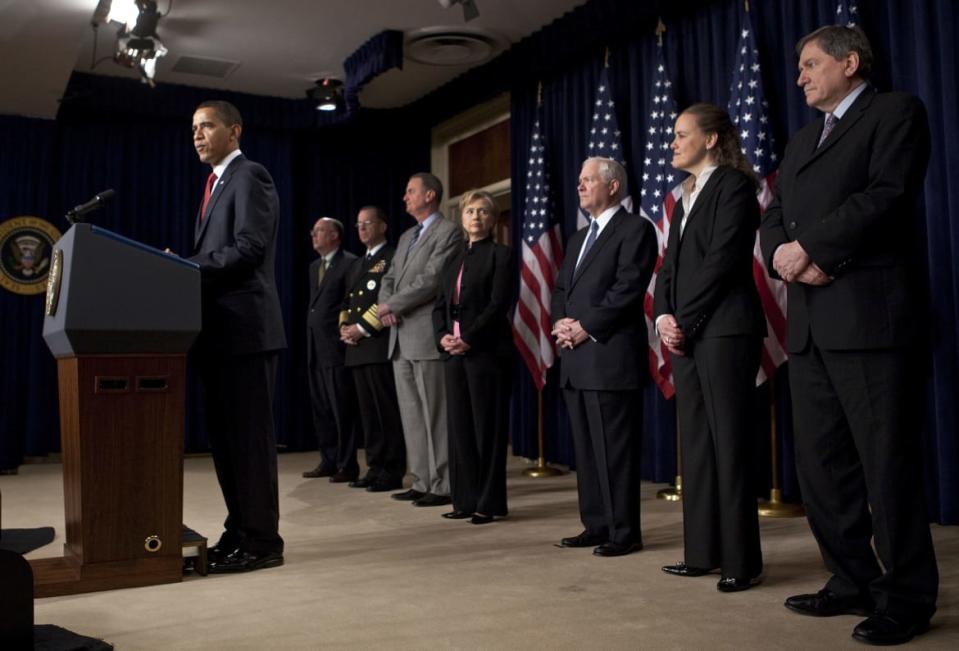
left=355, top=221, right=377, bottom=228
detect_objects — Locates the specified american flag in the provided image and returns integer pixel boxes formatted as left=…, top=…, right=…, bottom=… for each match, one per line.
left=581, top=62, right=632, bottom=228
left=639, top=40, right=684, bottom=399
left=727, top=11, right=788, bottom=385
left=513, top=107, right=563, bottom=390
left=836, top=2, right=858, bottom=26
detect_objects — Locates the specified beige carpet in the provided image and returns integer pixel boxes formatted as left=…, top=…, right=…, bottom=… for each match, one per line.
left=2, top=451, right=955, bottom=650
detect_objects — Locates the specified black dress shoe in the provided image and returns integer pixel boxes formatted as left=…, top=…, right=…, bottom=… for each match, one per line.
left=469, top=514, right=497, bottom=525
left=348, top=477, right=374, bottom=488
left=717, top=575, right=762, bottom=592
left=208, top=549, right=284, bottom=574
left=302, top=465, right=334, bottom=478
left=785, top=589, right=873, bottom=617
left=442, top=510, right=473, bottom=519
left=662, top=563, right=713, bottom=577
left=559, top=531, right=607, bottom=548
left=330, top=470, right=359, bottom=483
left=207, top=544, right=239, bottom=564
left=367, top=479, right=403, bottom=493
left=413, top=493, right=452, bottom=507
left=593, top=541, right=642, bottom=557
left=852, top=612, right=930, bottom=645
left=391, top=488, right=426, bottom=501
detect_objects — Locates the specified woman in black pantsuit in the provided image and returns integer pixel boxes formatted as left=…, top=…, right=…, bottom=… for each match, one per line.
left=654, top=103, right=767, bottom=592
left=432, top=189, right=513, bottom=525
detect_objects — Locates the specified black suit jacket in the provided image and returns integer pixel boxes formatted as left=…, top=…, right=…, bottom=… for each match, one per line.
left=760, top=88, right=930, bottom=352
left=307, top=248, right=358, bottom=369
left=189, top=154, right=286, bottom=356
left=341, top=245, right=395, bottom=367
left=432, top=238, right=514, bottom=358
left=654, top=166, right=766, bottom=340
left=550, top=208, right=658, bottom=390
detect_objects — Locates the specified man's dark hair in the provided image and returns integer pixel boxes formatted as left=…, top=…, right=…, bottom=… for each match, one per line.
left=196, top=100, right=244, bottom=128
left=360, top=206, right=388, bottom=223
left=411, top=172, right=444, bottom=204
left=796, top=25, right=873, bottom=80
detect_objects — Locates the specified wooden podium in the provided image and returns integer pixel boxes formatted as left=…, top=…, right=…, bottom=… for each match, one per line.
left=35, top=224, right=200, bottom=597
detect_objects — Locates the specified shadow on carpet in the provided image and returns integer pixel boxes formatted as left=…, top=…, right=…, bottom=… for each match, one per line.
left=0, top=526, right=55, bottom=554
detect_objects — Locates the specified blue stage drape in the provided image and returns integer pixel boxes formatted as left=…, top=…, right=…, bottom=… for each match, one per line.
left=504, top=0, right=958, bottom=523
left=1, top=0, right=955, bottom=524
left=0, top=74, right=429, bottom=463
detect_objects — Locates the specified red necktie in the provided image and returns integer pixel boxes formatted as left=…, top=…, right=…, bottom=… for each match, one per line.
left=199, top=172, right=217, bottom=222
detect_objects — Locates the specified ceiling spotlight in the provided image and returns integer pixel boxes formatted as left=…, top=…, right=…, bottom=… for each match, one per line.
left=92, top=1, right=168, bottom=86
left=438, top=0, right=480, bottom=22
left=307, top=78, right=345, bottom=112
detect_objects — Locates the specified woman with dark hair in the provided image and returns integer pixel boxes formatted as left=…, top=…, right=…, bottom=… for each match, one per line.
left=654, top=102, right=766, bottom=591
left=432, top=189, right=513, bottom=525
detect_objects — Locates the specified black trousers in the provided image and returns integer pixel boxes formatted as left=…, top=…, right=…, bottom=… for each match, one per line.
left=563, top=387, right=642, bottom=546
left=198, top=351, right=283, bottom=555
left=672, top=335, right=762, bottom=579
left=352, top=362, right=406, bottom=482
left=308, top=362, right=359, bottom=474
left=444, top=354, right=511, bottom=516
left=789, top=339, right=938, bottom=620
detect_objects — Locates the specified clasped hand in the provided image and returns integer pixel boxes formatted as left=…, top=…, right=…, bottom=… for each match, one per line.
left=551, top=318, right=589, bottom=349
left=440, top=334, right=471, bottom=355
left=773, top=241, right=831, bottom=286
left=657, top=315, right=686, bottom=357
left=339, top=324, right=362, bottom=346
left=376, top=303, right=400, bottom=327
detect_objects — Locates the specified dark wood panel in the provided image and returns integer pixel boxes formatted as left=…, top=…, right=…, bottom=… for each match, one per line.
left=32, top=354, right=186, bottom=596
left=449, top=119, right=510, bottom=198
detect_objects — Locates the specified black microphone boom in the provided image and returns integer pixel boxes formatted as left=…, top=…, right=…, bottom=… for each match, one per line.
left=66, top=188, right=116, bottom=224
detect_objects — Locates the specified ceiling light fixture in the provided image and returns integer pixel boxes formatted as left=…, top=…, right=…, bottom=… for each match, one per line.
left=92, top=1, right=170, bottom=87
left=437, top=0, right=480, bottom=22
left=307, top=78, right=345, bottom=112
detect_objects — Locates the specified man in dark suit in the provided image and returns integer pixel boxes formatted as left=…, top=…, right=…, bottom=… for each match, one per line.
left=760, top=26, right=938, bottom=645
left=551, top=157, right=657, bottom=557
left=339, top=206, right=406, bottom=492
left=304, top=217, right=360, bottom=482
left=189, top=100, right=286, bottom=573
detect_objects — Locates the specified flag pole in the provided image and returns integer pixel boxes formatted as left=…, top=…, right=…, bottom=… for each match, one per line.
left=656, top=404, right=682, bottom=500
left=523, top=387, right=563, bottom=478
left=759, top=376, right=803, bottom=517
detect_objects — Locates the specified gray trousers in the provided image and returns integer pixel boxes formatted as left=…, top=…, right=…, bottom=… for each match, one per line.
left=393, top=357, right=449, bottom=496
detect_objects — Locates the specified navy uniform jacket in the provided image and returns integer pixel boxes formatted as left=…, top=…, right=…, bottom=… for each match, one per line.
left=340, top=245, right=395, bottom=367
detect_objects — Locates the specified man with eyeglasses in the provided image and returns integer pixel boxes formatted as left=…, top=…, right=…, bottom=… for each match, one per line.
left=303, top=217, right=360, bottom=483
left=339, top=207, right=407, bottom=492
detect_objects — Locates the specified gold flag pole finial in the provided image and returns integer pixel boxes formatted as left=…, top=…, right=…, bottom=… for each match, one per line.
left=745, top=0, right=750, bottom=12
left=537, top=81, right=543, bottom=107
left=656, top=17, right=666, bottom=47
left=604, top=46, right=610, bottom=68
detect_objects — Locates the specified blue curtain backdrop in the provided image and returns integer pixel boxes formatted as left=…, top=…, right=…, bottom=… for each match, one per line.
left=0, top=73, right=429, bottom=466
left=1, top=0, right=955, bottom=524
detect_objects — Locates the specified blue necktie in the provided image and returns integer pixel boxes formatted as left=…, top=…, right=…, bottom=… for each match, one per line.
left=576, top=220, right=599, bottom=270
left=405, top=224, right=423, bottom=262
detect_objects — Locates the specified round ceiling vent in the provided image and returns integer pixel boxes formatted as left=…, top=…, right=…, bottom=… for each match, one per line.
left=406, top=31, right=499, bottom=66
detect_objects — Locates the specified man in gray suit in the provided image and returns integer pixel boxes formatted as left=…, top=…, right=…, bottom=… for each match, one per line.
left=378, top=173, right=463, bottom=507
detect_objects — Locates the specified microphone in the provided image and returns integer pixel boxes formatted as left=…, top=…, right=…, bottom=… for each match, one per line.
left=66, top=189, right=116, bottom=224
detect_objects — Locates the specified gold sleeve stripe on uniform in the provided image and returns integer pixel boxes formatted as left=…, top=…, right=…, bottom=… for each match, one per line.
left=362, top=304, right=384, bottom=331
left=338, top=310, right=350, bottom=327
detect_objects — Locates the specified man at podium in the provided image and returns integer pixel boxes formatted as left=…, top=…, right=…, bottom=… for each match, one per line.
left=188, top=100, right=287, bottom=573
